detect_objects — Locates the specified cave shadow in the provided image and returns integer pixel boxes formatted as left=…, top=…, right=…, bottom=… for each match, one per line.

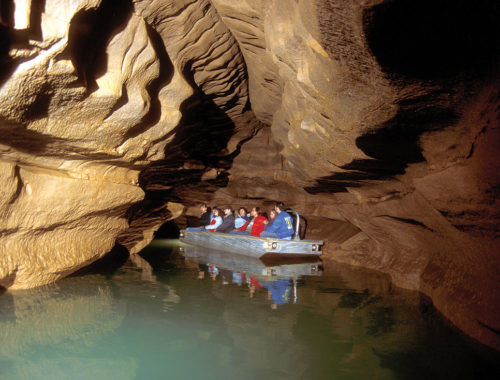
left=67, top=0, right=133, bottom=92
left=0, top=116, right=129, bottom=159
left=363, top=0, right=500, bottom=80
left=0, top=0, right=48, bottom=86
left=118, top=77, right=245, bottom=251
left=288, top=213, right=308, bottom=240
left=307, top=0, right=499, bottom=195
left=0, top=0, right=18, bottom=85
left=120, top=23, right=175, bottom=141
left=137, top=71, right=243, bottom=196
left=119, top=91, right=240, bottom=248
left=374, top=293, right=500, bottom=379
left=0, top=1, right=13, bottom=60
left=0, top=291, right=16, bottom=323
left=306, top=95, right=460, bottom=194
left=1, top=0, right=135, bottom=102
left=0, top=268, right=17, bottom=296
left=154, top=220, right=180, bottom=239
left=70, top=243, right=129, bottom=278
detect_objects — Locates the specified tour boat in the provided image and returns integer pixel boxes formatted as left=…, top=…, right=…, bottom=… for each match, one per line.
left=179, top=244, right=322, bottom=278
left=179, top=210, right=323, bottom=258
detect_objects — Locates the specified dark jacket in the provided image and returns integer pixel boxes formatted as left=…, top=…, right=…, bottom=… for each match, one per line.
left=216, top=214, right=235, bottom=233
left=200, top=210, right=211, bottom=227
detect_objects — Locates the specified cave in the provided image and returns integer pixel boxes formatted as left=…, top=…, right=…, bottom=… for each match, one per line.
left=0, top=0, right=499, bottom=357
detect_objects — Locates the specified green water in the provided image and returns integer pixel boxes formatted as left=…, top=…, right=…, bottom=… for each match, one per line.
left=1, top=240, right=499, bottom=380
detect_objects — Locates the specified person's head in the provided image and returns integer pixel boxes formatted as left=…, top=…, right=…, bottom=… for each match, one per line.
left=269, top=209, right=277, bottom=219
left=250, top=207, right=260, bottom=217
left=223, top=206, right=233, bottom=215
left=199, top=203, right=208, bottom=213
left=275, top=202, right=285, bottom=213
left=212, top=207, right=220, bottom=217
left=238, top=207, right=247, bottom=217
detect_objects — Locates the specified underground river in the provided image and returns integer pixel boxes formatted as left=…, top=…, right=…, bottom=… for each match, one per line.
left=1, top=239, right=499, bottom=379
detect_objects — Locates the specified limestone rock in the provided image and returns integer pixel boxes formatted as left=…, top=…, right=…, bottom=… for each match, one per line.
left=0, top=0, right=499, bottom=353
left=0, top=0, right=250, bottom=288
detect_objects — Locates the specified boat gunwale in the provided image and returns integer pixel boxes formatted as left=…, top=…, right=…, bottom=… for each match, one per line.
left=180, top=229, right=324, bottom=245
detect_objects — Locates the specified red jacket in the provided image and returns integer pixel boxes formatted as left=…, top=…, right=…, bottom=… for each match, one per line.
left=238, top=215, right=268, bottom=237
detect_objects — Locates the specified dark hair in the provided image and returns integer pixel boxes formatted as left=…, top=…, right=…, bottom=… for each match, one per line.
left=275, top=202, right=285, bottom=212
left=212, top=207, right=221, bottom=216
left=239, top=207, right=247, bottom=214
left=253, top=206, right=261, bottom=213
left=199, top=203, right=207, bottom=208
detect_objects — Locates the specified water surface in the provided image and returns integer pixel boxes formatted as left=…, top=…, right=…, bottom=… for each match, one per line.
left=1, top=240, right=499, bottom=379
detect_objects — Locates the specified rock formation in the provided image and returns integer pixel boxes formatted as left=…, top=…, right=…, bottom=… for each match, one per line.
left=0, top=0, right=499, bottom=351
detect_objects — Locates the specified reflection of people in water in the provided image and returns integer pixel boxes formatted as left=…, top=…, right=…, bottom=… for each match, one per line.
left=197, top=264, right=205, bottom=279
left=248, top=276, right=264, bottom=298
left=207, top=264, right=219, bottom=280
left=232, top=272, right=245, bottom=286
left=260, top=278, right=292, bottom=309
left=194, top=261, right=295, bottom=307
left=220, top=269, right=232, bottom=285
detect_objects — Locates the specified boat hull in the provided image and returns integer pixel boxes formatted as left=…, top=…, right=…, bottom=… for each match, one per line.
left=179, top=230, right=323, bottom=258
left=180, top=244, right=322, bottom=278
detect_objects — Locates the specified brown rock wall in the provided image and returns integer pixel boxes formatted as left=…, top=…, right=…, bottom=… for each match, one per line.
left=0, top=0, right=498, bottom=352
left=0, top=0, right=251, bottom=288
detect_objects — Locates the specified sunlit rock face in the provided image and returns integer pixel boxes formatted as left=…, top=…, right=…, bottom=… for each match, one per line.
left=0, top=0, right=499, bottom=351
left=0, top=0, right=251, bottom=289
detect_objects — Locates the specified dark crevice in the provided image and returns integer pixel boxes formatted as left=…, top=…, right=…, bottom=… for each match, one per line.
left=466, top=125, right=488, bottom=159
left=0, top=0, right=14, bottom=84
left=67, top=0, right=133, bottom=92
left=364, top=0, right=500, bottom=80
left=70, top=243, right=129, bottom=278
left=28, top=0, right=45, bottom=41
left=0, top=228, right=20, bottom=237
left=0, top=1, right=47, bottom=86
left=8, top=165, right=24, bottom=205
left=306, top=92, right=460, bottom=194
left=377, top=215, right=434, bottom=232
left=478, top=320, right=500, bottom=337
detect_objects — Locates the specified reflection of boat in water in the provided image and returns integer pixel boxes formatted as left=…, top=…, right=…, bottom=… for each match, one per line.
left=181, top=245, right=322, bottom=307
left=179, top=245, right=322, bottom=279
left=180, top=210, right=323, bottom=257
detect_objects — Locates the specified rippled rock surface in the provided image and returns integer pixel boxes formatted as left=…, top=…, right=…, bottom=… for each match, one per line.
left=0, top=0, right=499, bottom=351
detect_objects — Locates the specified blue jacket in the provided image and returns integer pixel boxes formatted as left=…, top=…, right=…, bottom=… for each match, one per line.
left=265, top=211, right=294, bottom=238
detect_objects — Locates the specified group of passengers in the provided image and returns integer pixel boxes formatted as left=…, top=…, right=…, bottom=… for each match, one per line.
left=187, top=202, right=295, bottom=240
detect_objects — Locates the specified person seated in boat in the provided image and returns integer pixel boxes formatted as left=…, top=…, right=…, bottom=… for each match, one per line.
left=186, top=203, right=212, bottom=231
left=200, top=203, right=212, bottom=226
left=205, top=207, right=223, bottom=231
left=234, top=207, right=248, bottom=229
left=215, top=206, right=235, bottom=233
left=263, top=209, right=277, bottom=228
left=260, top=202, right=294, bottom=240
left=231, top=207, right=268, bottom=237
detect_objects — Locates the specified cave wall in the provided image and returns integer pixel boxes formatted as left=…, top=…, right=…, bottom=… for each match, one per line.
left=0, top=0, right=499, bottom=351
left=207, top=0, right=500, bottom=351
left=0, top=0, right=252, bottom=288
